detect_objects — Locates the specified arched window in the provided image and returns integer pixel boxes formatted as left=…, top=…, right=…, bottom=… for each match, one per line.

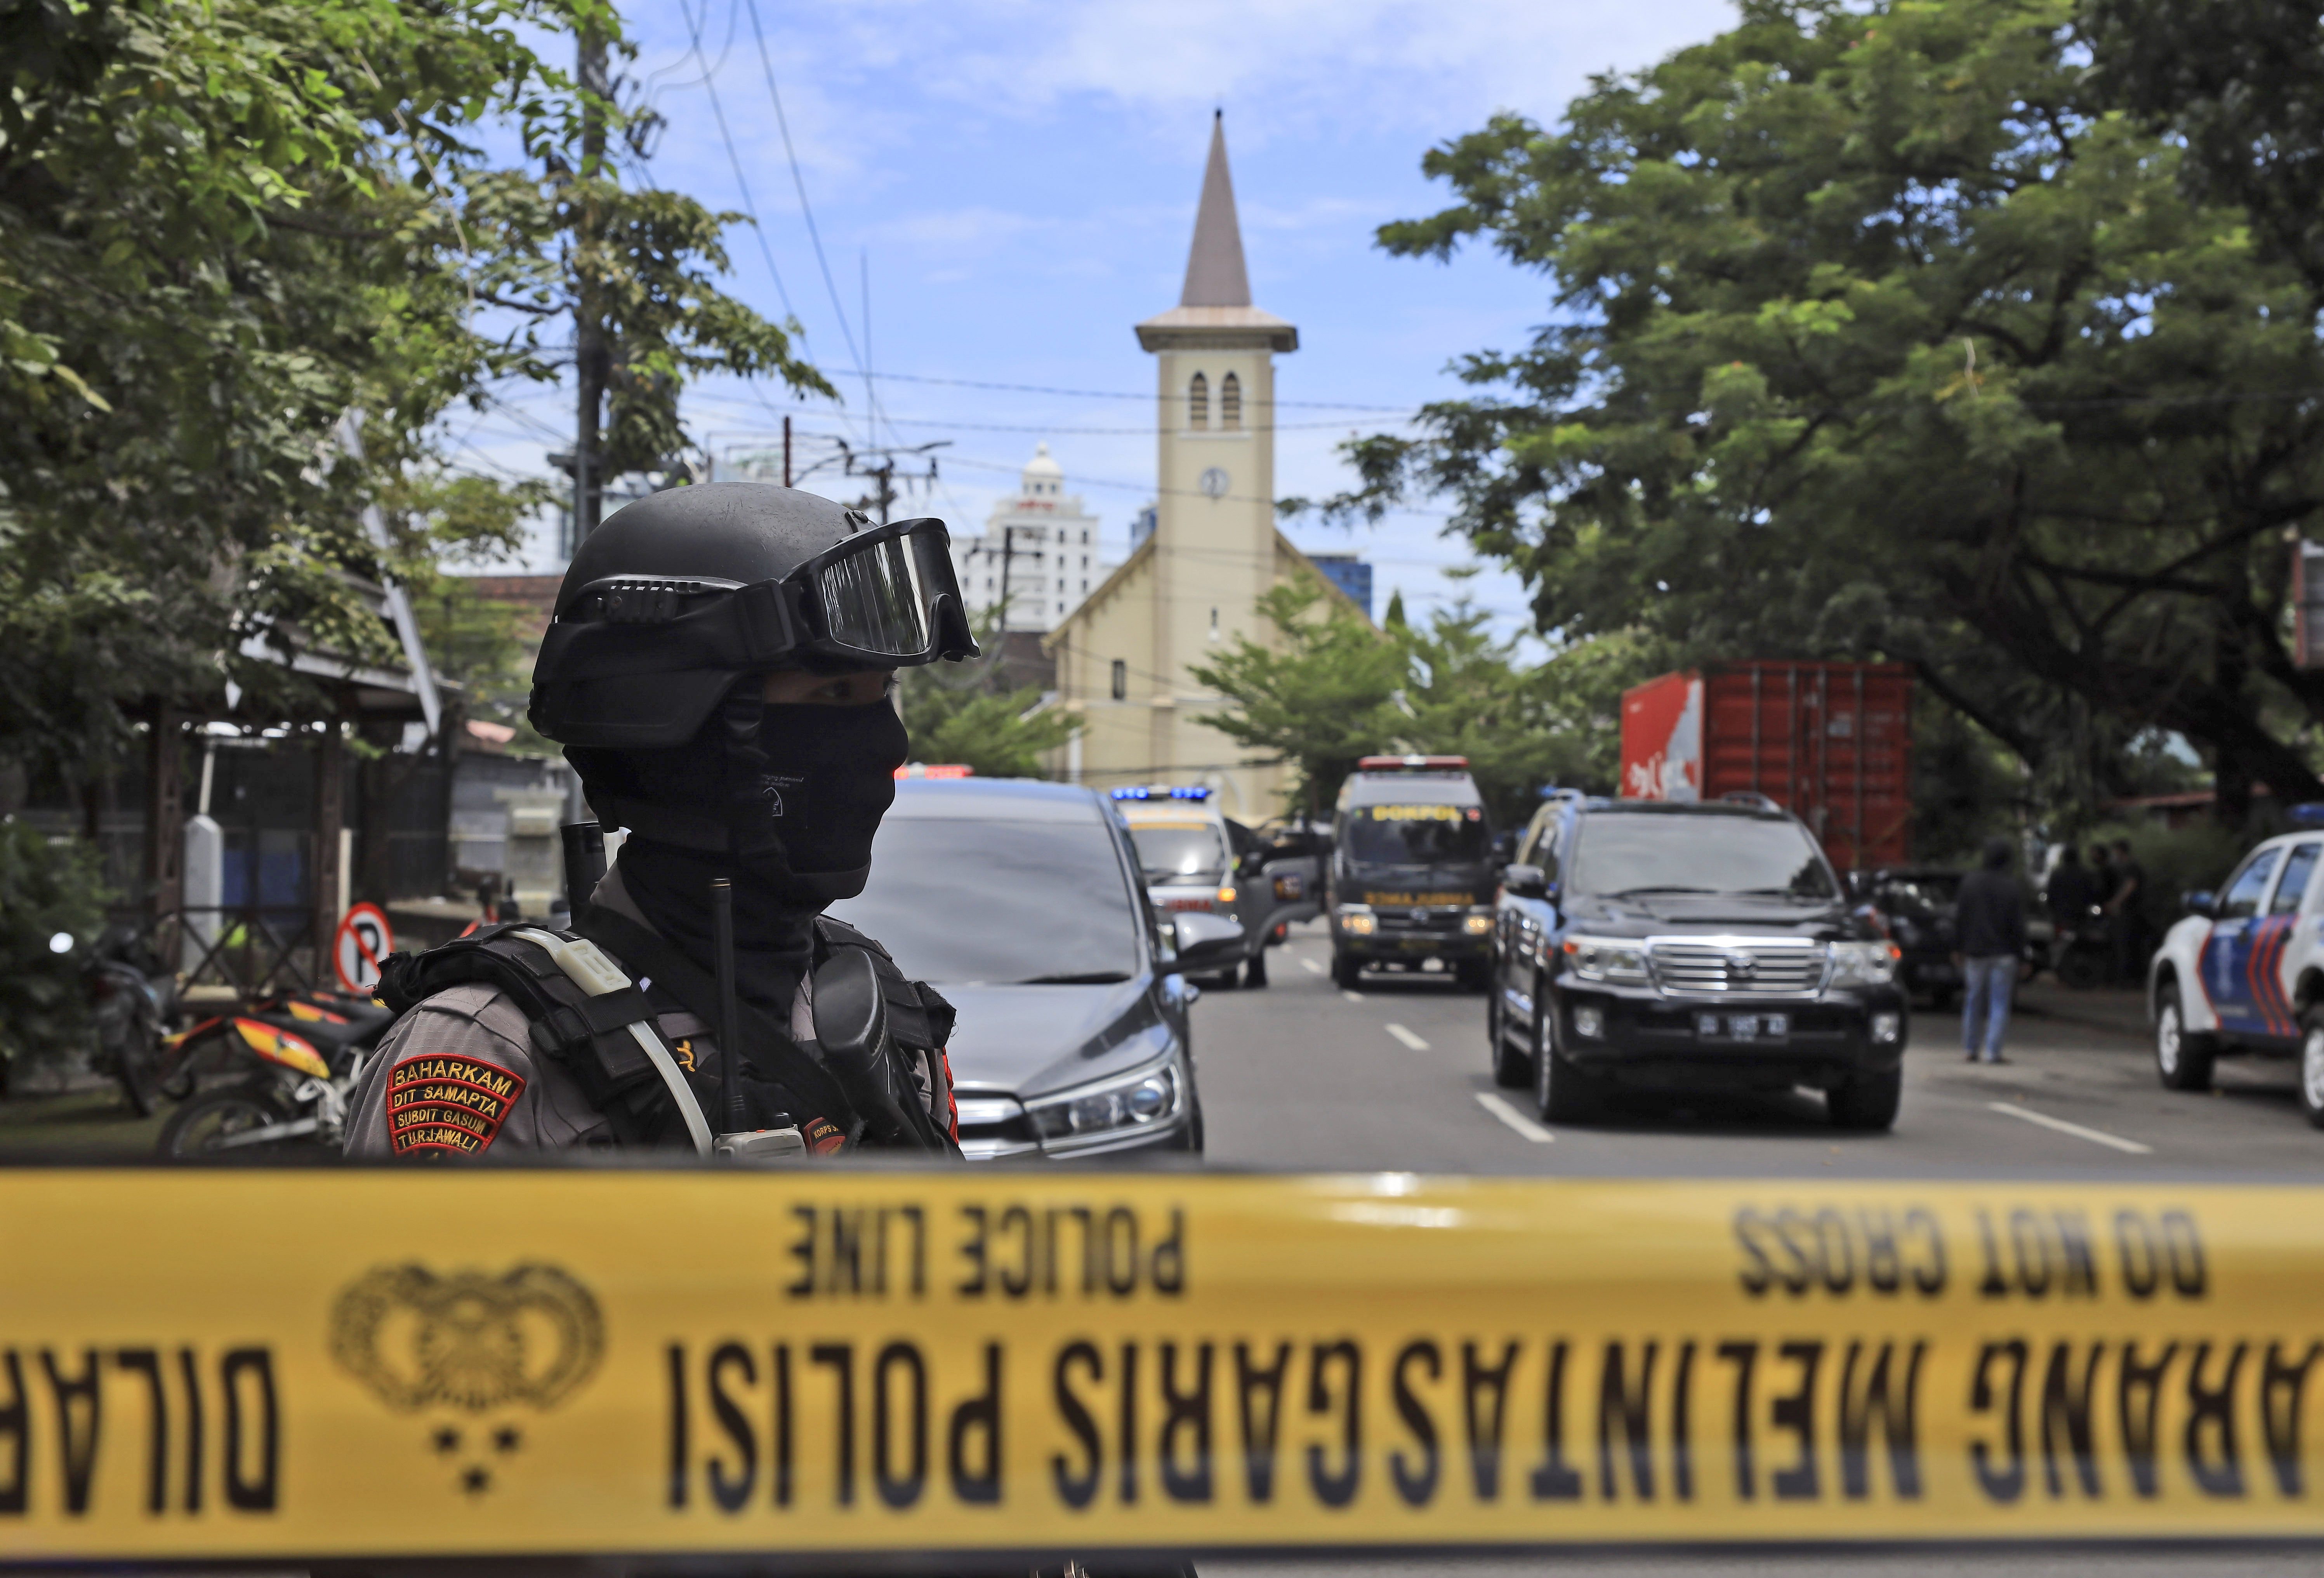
left=1220, top=371, right=1242, bottom=431
left=1188, top=372, right=1209, bottom=431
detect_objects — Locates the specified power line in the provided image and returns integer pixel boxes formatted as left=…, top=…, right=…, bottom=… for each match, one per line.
left=743, top=0, right=866, bottom=383
left=816, top=368, right=1417, bottom=413
left=674, top=0, right=804, bottom=330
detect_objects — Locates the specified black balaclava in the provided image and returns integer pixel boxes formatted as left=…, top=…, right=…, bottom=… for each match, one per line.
left=571, top=681, right=909, bottom=1012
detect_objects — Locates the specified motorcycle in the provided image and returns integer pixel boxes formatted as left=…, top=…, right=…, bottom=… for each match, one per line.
left=2051, top=905, right=2114, bottom=990
left=157, top=989, right=393, bottom=1157
left=82, top=924, right=177, bottom=1116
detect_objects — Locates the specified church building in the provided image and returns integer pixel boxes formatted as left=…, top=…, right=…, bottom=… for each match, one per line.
left=1045, top=114, right=1365, bottom=819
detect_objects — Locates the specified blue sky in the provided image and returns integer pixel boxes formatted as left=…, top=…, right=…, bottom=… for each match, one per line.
left=462, top=0, right=1737, bottom=638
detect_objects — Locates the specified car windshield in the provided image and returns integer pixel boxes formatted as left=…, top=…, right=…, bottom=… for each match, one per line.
left=1568, top=815, right=1837, bottom=900
left=1879, top=875, right=1959, bottom=910
left=827, top=817, right=1141, bottom=984
left=1128, top=822, right=1229, bottom=885
left=1345, top=803, right=1490, bottom=867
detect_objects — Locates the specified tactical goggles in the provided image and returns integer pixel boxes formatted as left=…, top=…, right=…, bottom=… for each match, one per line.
left=561, top=517, right=980, bottom=670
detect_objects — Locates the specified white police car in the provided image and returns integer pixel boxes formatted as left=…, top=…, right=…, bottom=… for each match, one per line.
left=2149, top=828, right=2324, bottom=1124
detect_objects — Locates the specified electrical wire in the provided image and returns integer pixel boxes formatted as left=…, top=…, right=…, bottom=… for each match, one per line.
left=813, top=368, right=1418, bottom=413
left=674, top=0, right=804, bottom=331
left=743, top=0, right=865, bottom=383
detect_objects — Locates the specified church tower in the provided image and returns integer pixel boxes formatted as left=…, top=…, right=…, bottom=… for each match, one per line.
left=1046, top=115, right=1360, bottom=817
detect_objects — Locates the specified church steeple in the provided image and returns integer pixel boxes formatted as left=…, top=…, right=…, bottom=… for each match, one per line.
left=1180, top=111, right=1251, bottom=309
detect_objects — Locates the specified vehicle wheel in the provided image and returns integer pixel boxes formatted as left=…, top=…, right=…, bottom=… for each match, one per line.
left=1330, top=951, right=1362, bottom=989
left=1243, top=949, right=1269, bottom=988
left=2058, top=948, right=2107, bottom=991
left=1489, top=980, right=1532, bottom=1088
left=158, top=1084, right=298, bottom=1158
left=2154, top=982, right=2215, bottom=1092
left=1456, top=958, right=1492, bottom=993
left=1926, top=986, right=1956, bottom=1014
left=1533, top=982, right=1602, bottom=1123
left=2300, top=1010, right=2324, bottom=1130
left=1828, top=1069, right=1903, bottom=1131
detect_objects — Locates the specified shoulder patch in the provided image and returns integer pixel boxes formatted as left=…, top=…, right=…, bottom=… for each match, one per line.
left=386, top=1053, right=526, bottom=1158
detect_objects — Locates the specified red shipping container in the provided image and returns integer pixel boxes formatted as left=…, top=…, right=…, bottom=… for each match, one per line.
left=1619, top=662, right=1914, bottom=871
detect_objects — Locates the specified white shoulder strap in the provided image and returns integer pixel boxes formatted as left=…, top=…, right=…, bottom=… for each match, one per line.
left=508, top=928, right=713, bottom=1156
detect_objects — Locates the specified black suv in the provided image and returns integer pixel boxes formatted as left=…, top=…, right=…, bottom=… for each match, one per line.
left=1488, top=794, right=1908, bottom=1130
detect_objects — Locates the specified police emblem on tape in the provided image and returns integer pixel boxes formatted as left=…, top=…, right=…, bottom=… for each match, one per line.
left=331, top=1263, right=603, bottom=1411
left=330, top=1264, right=604, bottom=1496
left=386, top=1054, right=525, bottom=1156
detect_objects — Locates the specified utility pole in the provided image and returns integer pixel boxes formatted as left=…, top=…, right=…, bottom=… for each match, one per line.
left=573, top=22, right=611, bottom=544
left=782, top=415, right=792, bottom=488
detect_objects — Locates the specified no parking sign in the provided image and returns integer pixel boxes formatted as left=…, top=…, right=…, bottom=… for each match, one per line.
left=333, top=902, right=394, bottom=994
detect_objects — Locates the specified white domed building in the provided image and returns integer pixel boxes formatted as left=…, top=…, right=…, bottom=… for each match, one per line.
left=957, top=443, right=1115, bottom=635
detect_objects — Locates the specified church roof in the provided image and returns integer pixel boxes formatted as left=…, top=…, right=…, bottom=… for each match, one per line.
left=1182, top=111, right=1249, bottom=308
left=1136, top=113, right=1297, bottom=353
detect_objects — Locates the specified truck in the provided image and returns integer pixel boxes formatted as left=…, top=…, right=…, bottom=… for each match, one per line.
left=1619, top=662, right=1914, bottom=871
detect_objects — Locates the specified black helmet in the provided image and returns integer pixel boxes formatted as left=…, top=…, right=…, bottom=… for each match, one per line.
left=529, top=482, right=978, bottom=749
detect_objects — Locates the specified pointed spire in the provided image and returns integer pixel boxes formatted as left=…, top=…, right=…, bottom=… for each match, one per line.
left=1179, top=110, right=1251, bottom=309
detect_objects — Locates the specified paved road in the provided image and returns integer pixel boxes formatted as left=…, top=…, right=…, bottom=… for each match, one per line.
left=1195, top=923, right=2324, bottom=1182
left=1188, top=922, right=2324, bottom=1578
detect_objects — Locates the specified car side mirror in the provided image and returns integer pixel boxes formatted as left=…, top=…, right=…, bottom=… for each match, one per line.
left=1167, top=911, right=1245, bottom=975
left=1501, top=863, right=1554, bottom=902
left=2181, top=889, right=2217, bottom=919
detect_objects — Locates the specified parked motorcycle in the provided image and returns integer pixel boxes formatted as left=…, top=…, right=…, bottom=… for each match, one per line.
left=157, top=989, right=393, bottom=1156
left=2051, top=905, right=2113, bottom=990
left=79, top=925, right=177, bottom=1116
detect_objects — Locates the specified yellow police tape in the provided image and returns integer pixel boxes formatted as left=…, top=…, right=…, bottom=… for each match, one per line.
left=1, top=1169, right=2321, bottom=1561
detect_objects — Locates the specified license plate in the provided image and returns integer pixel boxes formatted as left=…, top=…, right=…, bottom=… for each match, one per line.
left=1697, top=1013, right=1789, bottom=1041
left=1167, top=898, right=1212, bottom=912
left=1398, top=938, right=1439, bottom=952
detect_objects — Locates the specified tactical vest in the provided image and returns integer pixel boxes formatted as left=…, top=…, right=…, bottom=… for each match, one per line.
left=375, top=913, right=956, bottom=1154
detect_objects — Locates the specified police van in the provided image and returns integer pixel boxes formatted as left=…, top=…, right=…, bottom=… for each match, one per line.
left=1328, top=756, right=1496, bottom=990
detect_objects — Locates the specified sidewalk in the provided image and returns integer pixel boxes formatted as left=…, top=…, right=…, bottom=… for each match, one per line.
left=2009, top=978, right=2149, bottom=1044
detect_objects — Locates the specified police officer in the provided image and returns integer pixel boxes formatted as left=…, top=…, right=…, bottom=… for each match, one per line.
left=343, top=483, right=979, bottom=1159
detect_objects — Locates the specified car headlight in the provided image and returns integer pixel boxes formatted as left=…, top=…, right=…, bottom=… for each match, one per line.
left=1562, top=934, right=1648, bottom=983
left=1336, top=904, right=1376, bottom=936
left=1829, top=940, right=1900, bottom=987
left=1026, top=1054, right=1186, bottom=1148
left=1463, top=910, right=1495, bottom=935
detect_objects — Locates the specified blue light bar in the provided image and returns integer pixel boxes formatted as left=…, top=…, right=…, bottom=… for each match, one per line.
left=1109, top=785, right=1212, bottom=801
left=2292, top=803, right=2324, bottom=828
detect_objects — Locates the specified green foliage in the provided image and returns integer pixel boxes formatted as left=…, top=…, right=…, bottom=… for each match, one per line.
left=1912, top=695, right=2027, bottom=865
left=1190, top=578, right=1634, bottom=822
left=0, top=0, right=825, bottom=787
left=896, top=616, right=1080, bottom=779
left=1188, top=582, right=1407, bottom=817
left=0, top=821, right=109, bottom=1073
left=1335, top=0, right=2324, bottom=819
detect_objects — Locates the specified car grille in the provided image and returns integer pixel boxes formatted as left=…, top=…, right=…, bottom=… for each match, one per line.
left=1647, top=938, right=1827, bottom=998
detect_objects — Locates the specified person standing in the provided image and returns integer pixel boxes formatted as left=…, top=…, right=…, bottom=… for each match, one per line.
left=1954, top=836, right=2028, bottom=1065
left=2043, top=844, right=2100, bottom=928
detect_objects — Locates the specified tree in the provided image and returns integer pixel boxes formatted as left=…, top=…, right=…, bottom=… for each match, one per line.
left=1332, top=0, right=2324, bottom=824
left=1190, top=579, right=1626, bottom=821
left=1188, top=582, right=1407, bottom=817
left=0, top=0, right=824, bottom=787
left=896, top=612, right=1080, bottom=779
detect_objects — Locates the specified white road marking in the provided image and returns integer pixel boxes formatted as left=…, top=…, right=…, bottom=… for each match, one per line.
left=1475, top=1091, right=1556, bottom=1143
left=1301, top=957, right=1325, bottom=975
left=1341, top=990, right=1365, bottom=1004
left=1987, top=1101, right=2154, bottom=1155
left=1385, top=1023, right=1431, bottom=1052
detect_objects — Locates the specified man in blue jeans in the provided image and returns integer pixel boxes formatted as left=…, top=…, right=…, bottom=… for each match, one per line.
left=1953, top=836, right=2027, bottom=1064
